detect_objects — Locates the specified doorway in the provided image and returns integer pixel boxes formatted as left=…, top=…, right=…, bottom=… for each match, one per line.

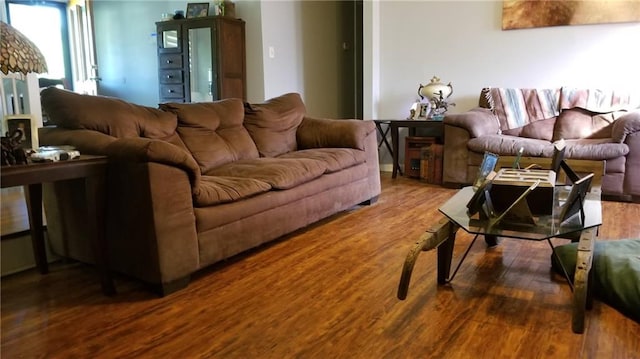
left=339, top=0, right=363, bottom=119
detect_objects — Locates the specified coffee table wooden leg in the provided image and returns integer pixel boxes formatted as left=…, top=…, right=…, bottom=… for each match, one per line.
left=484, top=235, right=498, bottom=247
left=572, top=227, right=596, bottom=334
left=24, top=184, right=48, bottom=274
left=397, top=218, right=452, bottom=299
left=437, top=230, right=456, bottom=284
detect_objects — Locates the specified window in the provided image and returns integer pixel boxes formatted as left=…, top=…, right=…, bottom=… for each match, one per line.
left=6, top=0, right=72, bottom=86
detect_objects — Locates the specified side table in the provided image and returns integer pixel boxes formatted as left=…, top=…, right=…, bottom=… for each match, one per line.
left=0, top=155, right=115, bottom=296
left=373, top=120, right=400, bottom=175
left=389, top=120, right=444, bottom=179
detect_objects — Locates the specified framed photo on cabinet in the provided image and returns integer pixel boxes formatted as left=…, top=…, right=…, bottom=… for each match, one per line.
left=186, top=3, right=209, bottom=18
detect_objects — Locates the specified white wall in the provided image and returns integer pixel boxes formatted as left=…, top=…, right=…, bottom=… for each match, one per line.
left=93, top=0, right=184, bottom=106
left=92, top=0, right=340, bottom=117
left=234, top=0, right=265, bottom=102
left=365, top=0, right=640, bottom=119
left=247, top=0, right=340, bottom=116
left=259, top=1, right=305, bottom=99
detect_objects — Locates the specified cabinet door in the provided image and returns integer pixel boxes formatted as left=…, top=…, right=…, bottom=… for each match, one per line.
left=216, top=18, right=246, bottom=100
left=157, top=22, right=182, bottom=54
left=185, top=25, right=214, bottom=102
left=157, top=17, right=245, bottom=103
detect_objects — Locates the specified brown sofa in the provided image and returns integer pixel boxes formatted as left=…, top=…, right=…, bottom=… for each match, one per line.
left=38, top=88, right=381, bottom=294
left=443, top=87, right=640, bottom=202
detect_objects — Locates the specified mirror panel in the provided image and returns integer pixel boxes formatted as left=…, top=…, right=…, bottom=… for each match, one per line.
left=188, top=28, right=213, bottom=102
left=162, top=30, right=179, bottom=49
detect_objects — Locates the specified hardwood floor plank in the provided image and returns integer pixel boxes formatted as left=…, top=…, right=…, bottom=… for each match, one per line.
left=2, top=173, right=639, bottom=358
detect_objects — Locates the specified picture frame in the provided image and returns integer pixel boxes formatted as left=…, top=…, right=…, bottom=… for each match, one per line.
left=473, top=151, right=499, bottom=188
left=419, top=102, right=431, bottom=118
left=186, top=3, right=209, bottom=18
left=408, top=101, right=431, bottom=120
left=6, top=115, right=33, bottom=149
left=467, top=179, right=492, bottom=216
left=559, top=173, right=594, bottom=224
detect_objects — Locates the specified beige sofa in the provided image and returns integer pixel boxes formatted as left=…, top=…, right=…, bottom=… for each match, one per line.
left=443, top=87, right=640, bottom=202
left=39, top=88, right=381, bottom=294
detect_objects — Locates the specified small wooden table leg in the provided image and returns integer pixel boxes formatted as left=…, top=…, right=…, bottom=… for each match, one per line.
left=437, top=227, right=457, bottom=284
left=24, top=183, right=48, bottom=274
left=572, top=227, right=596, bottom=334
left=391, top=123, right=400, bottom=178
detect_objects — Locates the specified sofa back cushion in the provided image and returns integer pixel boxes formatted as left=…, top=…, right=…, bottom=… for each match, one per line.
left=502, top=117, right=556, bottom=141
left=41, top=87, right=178, bottom=139
left=243, top=93, right=306, bottom=157
left=160, top=99, right=259, bottom=173
left=552, top=108, right=623, bottom=141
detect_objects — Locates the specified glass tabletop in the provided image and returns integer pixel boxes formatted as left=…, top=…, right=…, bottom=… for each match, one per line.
left=439, top=186, right=602, bottom=241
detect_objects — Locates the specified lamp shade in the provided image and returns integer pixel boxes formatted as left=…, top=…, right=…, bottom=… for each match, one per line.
left=0, top=21, right=48, bottom=75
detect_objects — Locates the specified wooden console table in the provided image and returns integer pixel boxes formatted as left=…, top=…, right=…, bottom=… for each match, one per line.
left=0, top=155, right=115, bottom=295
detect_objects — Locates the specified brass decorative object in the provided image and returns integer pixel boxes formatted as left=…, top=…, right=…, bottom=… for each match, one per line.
left=417, top=76, right=455, bottom=119
left=0, top=21, right=48, bottom=75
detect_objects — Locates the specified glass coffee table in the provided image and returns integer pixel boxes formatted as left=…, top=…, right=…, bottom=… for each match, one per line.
left=397, top=185, right=602, bottom=333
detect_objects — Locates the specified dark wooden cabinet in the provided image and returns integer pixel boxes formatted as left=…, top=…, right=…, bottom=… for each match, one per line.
left=156, top=16, right=246, bottom=103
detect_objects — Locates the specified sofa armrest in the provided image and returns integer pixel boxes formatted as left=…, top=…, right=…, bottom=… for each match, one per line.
left=105, top=161, right=199, bottom=286
left=39, top=127, right=117, bottom=153
left=612, top=110, right=640, bottom=143
left=105, top=138, right=201, bottom=186
left=42, top=146, right=199, bottom=287
left=443, top=108, right=500, bottom=138
left=296, top=117, right=375, bottom=150
left=40, top=127, right=201, bottom=187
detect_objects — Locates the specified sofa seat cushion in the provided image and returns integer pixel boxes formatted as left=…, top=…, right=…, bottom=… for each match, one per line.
left=161, top=99, right=259, bottom=173
left=277, top=148, right=366, bottom=173
left=206, top=157, right=327, bottom=190
left=564, top=139, right=629, bottom=160
left=193, top=176, right=272, bottom=207
left=194, top=163, right=368, bottom=231
left=244, top=93, right=306, bottom=157
left=468, top=135, right=553, bottom=157
left=41, top=87, right=178, bottom=139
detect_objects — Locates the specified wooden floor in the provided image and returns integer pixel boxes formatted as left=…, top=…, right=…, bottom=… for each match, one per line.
left=2, top=173, right=639, bottom=358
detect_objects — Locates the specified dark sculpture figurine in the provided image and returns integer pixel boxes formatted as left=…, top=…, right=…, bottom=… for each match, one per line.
left=1, top=128, right=29, bottom=166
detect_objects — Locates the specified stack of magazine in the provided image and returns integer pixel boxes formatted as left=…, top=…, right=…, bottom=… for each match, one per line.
left=31, top=145, right=80, bottom=162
